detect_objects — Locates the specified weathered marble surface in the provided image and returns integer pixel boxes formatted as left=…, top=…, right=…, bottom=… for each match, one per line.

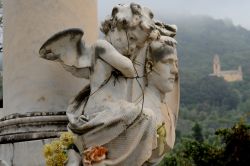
left=40, top=3, right=179, bottom=166
left=0, top=112, right=67, bottom=143
left=0, top=0, right=98, bottom=165
left=0, top=138, right=56, bottom=166
left=2, top=0, right=97, bottom=118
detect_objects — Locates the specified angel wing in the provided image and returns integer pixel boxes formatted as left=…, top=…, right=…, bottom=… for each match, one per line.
left=39, top=28, right=92, bottom=78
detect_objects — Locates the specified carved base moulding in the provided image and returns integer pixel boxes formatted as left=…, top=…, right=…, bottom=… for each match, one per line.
left=0, top=112, right=68, bottom=144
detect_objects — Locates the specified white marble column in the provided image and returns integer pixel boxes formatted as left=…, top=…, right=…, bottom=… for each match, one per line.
left=0, top=1, right=97, bottom=165
left=2, top=0, right=98, bottom=117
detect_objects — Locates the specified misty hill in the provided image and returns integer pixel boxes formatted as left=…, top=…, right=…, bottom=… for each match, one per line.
left=163, top=15, right=250, bottom=81
left=160, top=15, right=250, bottom=111
left=160, top=15, right=250, bottom=140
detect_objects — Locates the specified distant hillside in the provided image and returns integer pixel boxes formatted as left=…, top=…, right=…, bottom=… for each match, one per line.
left=163, top=15, right=250, bottom=81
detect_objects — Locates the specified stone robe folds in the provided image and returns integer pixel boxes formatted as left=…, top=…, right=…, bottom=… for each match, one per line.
left=66, top=74, right=179, bottom=166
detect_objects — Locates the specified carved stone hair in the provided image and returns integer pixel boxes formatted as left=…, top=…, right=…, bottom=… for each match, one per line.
left=100, top=3, right=155, bottom=35
left=155, top=21, right=177, bottom=37
left=148, top=36, right=177, bottom=63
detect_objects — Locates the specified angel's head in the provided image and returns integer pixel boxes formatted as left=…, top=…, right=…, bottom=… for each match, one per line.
left=100, top=3, right=155, bottom=57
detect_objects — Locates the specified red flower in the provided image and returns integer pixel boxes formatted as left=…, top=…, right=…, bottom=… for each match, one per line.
left=83, top=146, right=108, bottom=165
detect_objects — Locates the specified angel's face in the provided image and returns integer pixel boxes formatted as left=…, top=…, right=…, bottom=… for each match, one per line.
left=127, top=26, right=148, bottom=49
left=108, top=27, right=148, bottom=58
left=108, top=28, right=135, bottom=57
left=107, top=4, right=153, bottom=58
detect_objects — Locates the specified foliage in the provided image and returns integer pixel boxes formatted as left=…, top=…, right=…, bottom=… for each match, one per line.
left=182, top=139, right=223, bottom=166
left=165, top=15, right=250, bottom=81
left=160, top=121, right=250, bottom=166
left=215, top=120, right=250, bottom=166
left=237, top=99, right=250, bottom=113
left=176, top=106, right=246, bottom=144
left=181, top=76, right=240, bottom=110
left=164, top=15, right=250, bottom=112
left=192, top=122, right=204, bottom=142
left=158, top=14, right=250, bottom=166
left=175, top=19, right=250, bottom=143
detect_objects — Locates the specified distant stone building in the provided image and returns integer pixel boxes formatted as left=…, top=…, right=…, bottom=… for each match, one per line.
left=210, top=54, right=243, bottom=82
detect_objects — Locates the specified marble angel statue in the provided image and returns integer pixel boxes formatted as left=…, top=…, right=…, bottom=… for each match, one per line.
left=39, top=3, right=179, bottom=166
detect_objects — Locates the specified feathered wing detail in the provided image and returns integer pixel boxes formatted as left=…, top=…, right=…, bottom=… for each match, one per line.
left=39, top=28, right=91, bottom=68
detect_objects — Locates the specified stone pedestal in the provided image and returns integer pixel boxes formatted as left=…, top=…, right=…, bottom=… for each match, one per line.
left=0, top=0, right=97, bottom=165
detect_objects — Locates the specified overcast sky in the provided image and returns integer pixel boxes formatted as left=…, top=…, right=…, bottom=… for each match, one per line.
left=98, top=0, right=250, bottom=30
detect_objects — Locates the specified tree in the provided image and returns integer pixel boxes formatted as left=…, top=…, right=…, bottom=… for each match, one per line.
left=192, top=122, right=204, bottom=142
left=161, top=121, right=250, bottom=166
left=181, top=76, right=240, bottom=110
left=216, top=120, right=250, bottom=166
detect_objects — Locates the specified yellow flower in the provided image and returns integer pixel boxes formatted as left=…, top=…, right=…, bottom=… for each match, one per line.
left=60, top=132, right=74, bottom=147
left=43, top=133, right=74, bottom=165
left=157, top=123, right=167, bottom=156
left=45, top=156, right=54, bottom=166
left=157, top=123, right=166, bottom=138
left=43, top=144, right=53, bottom=158
left=54, top=152, right=68, bottom=166
left=51, top=140, right=63, bottom=154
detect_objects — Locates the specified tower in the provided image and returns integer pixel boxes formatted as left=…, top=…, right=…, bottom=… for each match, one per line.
left=238, top=66, right=243, bottom=81
left=210, top=54, right=243, bottom=82
left=213, top=54, right=221, bottom=75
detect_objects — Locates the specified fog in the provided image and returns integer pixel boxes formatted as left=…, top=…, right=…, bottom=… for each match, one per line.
left=98, top=0, right=250, bottom=30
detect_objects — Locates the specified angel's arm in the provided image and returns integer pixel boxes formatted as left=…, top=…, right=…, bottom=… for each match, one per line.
left=94, top=39, right=135, bottom=78
left=59, top=62, right=91, bottom=79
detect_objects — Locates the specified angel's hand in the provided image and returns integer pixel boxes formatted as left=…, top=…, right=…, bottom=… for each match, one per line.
left=39, top=49, right=60, bottom=61
left=60, top=62, right=91, bottom=79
